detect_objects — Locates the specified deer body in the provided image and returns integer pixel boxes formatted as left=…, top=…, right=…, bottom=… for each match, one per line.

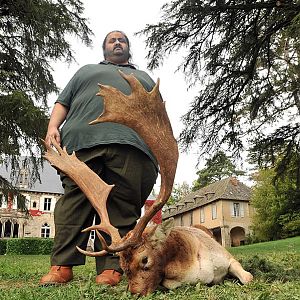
left=120, top=223, right=253, bottom=295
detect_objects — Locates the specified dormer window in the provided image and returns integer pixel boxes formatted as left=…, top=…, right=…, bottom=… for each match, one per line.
left=18, top=168, right=29, bottom=188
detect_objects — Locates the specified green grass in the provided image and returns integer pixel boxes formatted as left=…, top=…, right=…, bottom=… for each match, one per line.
left=0, top=236, right=299, bottom=300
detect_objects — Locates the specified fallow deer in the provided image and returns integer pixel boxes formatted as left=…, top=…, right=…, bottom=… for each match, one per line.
left=43, top=71, right=253, bottom=295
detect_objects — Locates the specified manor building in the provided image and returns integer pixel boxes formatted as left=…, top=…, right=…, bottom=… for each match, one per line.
left=0, top=159, right=63, bottom=239
left=162, top=177, right=253, bottom=247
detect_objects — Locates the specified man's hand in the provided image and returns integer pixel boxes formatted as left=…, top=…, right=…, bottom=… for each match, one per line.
left=45, top=127, right=61, bottom=147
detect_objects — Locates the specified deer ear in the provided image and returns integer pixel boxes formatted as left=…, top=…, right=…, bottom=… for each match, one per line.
left=148, top=218, right=174, bottom=246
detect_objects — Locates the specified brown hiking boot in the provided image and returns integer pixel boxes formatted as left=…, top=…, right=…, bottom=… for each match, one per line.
left=95, top=269, right=122, bottom=286
left=39, top=266, right=73, bottom=285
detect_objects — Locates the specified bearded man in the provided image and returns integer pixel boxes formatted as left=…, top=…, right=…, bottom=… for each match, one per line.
left=40, top=30, right=158, bottom=286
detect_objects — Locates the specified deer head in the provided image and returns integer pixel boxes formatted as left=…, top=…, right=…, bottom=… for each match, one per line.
left=119, top=219, right=174, bottom=295
left=43, top=71, right=178, bottom=256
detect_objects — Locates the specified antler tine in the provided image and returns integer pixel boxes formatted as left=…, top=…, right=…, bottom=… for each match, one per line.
left=43, top=137, right=122, bottom=256
left=90, top=71, right=179, bottom=252
left=76, top=229, right=110, bottom=256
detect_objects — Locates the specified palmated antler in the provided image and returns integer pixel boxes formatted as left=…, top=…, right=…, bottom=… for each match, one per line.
left=43, top=71, right=178, bottom=256
left=43, top=137, right=122, bottom=255
left=88, top=71, right=178, bottom=252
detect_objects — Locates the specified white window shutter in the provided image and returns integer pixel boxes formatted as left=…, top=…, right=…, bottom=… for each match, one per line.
left=230, top=202, right=235, bottom=217
left=240, top=202, right=245, bottom=217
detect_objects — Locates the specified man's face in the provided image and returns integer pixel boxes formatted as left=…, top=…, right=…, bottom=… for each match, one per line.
left=103, top=31, right=130, bottom=64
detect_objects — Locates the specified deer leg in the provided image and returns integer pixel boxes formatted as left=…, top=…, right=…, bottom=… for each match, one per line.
left=228, top=259, right=253, bottom=284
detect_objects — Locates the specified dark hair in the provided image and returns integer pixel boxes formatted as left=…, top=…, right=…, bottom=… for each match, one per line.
left=102, top=30, right=132, bottom=63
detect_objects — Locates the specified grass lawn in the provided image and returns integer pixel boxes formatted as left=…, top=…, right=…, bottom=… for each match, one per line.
left=0, top=236, right=299, bottom=300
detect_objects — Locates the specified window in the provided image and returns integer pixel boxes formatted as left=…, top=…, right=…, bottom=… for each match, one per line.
left=90, top=230, right=95, bottom=240
left=18, top=168, right=29, bottom=187
left=32, top=201, right=37, bottom=208
left=231, top=202, right=245, bottom=218
left=41, top=223, right=50, bottom=238
left=233, top=203, right=240, bottom=217
left=180, top=214, right=184, bottom=226
left=211, top=203, right=217, bottom=219
left=200, top=207, right=205, bottom=223
left=43, top=198, right=52, bottom=211
left=13, top=195, right=18, bottom=209
left=0, top=194, right=6, bottom=208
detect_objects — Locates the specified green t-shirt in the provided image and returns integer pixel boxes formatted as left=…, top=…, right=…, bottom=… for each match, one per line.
left=57, top=62, right=158, bottom=167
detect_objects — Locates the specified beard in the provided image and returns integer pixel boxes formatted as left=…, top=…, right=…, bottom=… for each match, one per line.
left=104, top=47, right=130, bottom=64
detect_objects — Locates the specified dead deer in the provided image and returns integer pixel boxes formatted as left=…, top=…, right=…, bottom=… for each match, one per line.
left=119, top=219, right=253, bottom=294
left=43, top=71, right=253, bottom=295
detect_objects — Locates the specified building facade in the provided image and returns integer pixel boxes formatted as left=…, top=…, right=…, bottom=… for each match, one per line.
left=162, top=177, right=254, bottom=247
left=0, top=159, right=63, bottom=239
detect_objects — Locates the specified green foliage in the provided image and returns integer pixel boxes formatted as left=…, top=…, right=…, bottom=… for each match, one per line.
left=168, top=181, right=191, bottom=205
left=5, top=238, right=54, bottom=255
left=192, top=151, right=244, bottom=190
left=0, top=239, right=7, bottom=255
left=139, top=1, right=300, bottom=174
left=279, top=212, right=300, bottom=237
left=0, top=0, right=93, bottom=192
left=251, top=165, right=300, bottom=241
left=0, top=91, right=48, bottom=155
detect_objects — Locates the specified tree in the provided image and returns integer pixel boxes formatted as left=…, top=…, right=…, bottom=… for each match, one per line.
left=139, top=0, right=300, bottom=176
left=251, top=168, right=286, bottom=241
left=168, top=181, right=192, bottom=205
left=251, top=165, right=300, bottom=241
left=192, top=151, right=244, bottom=190
left=0, top=0, right=93, bottom=193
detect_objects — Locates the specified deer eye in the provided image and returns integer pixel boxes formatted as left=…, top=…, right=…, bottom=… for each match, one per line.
left=141, top=256, right=148, bottom=265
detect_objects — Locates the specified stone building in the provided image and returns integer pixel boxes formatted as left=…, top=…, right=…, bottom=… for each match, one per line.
left=0, top=159, right=63, bottom=239
left=162, top=177, right=253, bottom=247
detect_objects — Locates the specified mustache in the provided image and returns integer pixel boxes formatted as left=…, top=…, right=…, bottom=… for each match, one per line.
left=114, top=45, right=123, bottom=50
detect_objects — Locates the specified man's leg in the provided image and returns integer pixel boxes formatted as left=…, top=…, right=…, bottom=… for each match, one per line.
left=50, top=175, right=96, bottom=266
left=93, top=144, right=158, bottom=277
left=40, top=157, right=105, bottom=285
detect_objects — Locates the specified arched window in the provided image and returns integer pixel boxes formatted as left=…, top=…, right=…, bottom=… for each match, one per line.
left=41, top=223, right=50, bottom=238
left=32, top=201, right=37, bottom=208
left=4, top=220, right=12, bottom=237
left=13, top=223, right=19, bottom=238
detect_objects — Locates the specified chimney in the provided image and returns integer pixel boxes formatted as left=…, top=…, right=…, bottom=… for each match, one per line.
left=230, top=177, right=238, bottom=186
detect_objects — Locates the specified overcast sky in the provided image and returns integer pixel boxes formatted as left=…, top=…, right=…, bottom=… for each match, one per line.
left=49, top=0, right=204, bottom=186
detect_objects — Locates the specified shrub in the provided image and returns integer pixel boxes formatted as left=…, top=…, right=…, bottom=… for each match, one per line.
left=0, top=239, right=7, bottom=255
left=6, top=238, right=54, bottom=255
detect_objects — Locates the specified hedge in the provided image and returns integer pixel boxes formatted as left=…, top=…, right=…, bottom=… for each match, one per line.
left=0, top=239, right=7, bottom=255
left=1, top=238, right=54, bottom=255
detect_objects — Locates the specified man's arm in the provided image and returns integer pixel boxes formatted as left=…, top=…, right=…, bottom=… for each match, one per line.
left=45, top=102, right=69, bottom=146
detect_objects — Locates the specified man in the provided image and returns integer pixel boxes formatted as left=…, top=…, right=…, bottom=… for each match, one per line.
left=40, top=31, right=158, bottom=286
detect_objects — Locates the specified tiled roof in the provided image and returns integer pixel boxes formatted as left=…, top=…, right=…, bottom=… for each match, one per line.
left=0, top=158, right=63, bottom=194
left=163, top=177, right=251, bottom=219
